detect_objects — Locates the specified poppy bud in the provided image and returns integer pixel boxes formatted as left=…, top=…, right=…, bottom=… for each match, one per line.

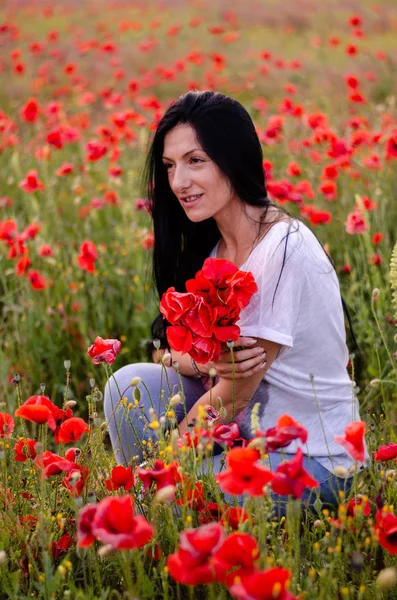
left=170, top=393, right=182, bottom=407
left=248, top=437, right=266, bottom=449
left=0, top=551, right=6, bottom=565
left=98, top=544, right=115, bottom=558
left=313, top=520, right=323, bottom=528
left=209, top=368, right=217, bottom=378
left=370, top=379, right=381, bottom=387
left=372, top=288, right=380, bottom=303
left=334, top=466, right=348, bottom=478
left=130, top=377, right=141, bottom=387
left=64, top=400, right=76, bottom=409
left=161, top=353, right=172, bottom=367
left=153, top=485, right=176, bottom=504
left=376, top=567, right=397, bottom=590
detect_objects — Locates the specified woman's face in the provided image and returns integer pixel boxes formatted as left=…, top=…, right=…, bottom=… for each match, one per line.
left=162, top=123, right=238, bottom=222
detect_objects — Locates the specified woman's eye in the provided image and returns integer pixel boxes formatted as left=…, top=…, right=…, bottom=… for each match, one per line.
left=190, top=157, right=203, bottom=164
left=163, top=163, right=173, bottom=170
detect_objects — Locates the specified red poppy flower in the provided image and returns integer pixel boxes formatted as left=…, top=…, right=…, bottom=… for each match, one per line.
left=62, top=464, right=89, bottom=497
left=78, top=240, right=98, bottom=273
left=286, top=162, right=301, bottom=177
left=318, top=179, right=337, bottom=200
left=56, top=163, right=74, bottom=176
left=199, top=502, right=250, bottom=530
left=385, top=131, right=397, bottom=160
left=166, top=324, right=193, bottom=354
left=344, top=75, right=359, bottom=89
left=91, top=495, right=154, bottom=550
left=373, top=442, right=397, bottom=462
left=160, top=288, right=197, bottom=323
left=211, top=423, right=241, bottom=447
left=137, top=459, right=181, bottom=492
left=348, top=15, right=362, bottom=27
left=372, top=232, right=384, bottom=246
left=57, top=417, right=90, bottom=443
left=39, top=244, right=53, bottom=257
left=15, top=256, right=31, bottom=276
left=167, top=522, right=225, bottom=585
left=64, top=447, right=81, bottom=462
left=183, top=297, right=215, bottom=339
left=86, top=140, right=108, bottom=162
left=360, top=196, right=377, bottom=211
left=345, top=210, right=367, bottom=235
left=35, top=450, right=75, bottom=477
left=342, top=264, right=352, bottom=274
left=346, top=44, right=358, bottom=56
left=0, top=412, right=14, bottom=438
left=374, top=509, right=397, bottom=555
left=229, top=567, right=297, bottom=600
left=212, top=532, right=259, bottom=586
left=271, top=448, right=319, bottom=499
left=105, top=465, right=135, bottom=491
left=51, top=532, right=74, bottom=560
left=47, top=128, right=63, bottom=149
left=87, top=336, right=121, bottom=365
left=26, top=270, right=47, bottom=290
left=177, top=428, right=211, bottom=449
left=369, top=253, right=382, bottom=266
left=217, top=447, right=274, bottom=496
left=14, top=438, right=37, bottom=462
left=77, top=504, right=98, bottom=548
left=0, top=219, right=17, bottom=241
left=177, top=481, right=206, bottom=511
left=308, top=209, right=332, bottom=226
left=19, top=170, right=44, bottom=193
left=257, top=414, right=308, bottom=452
left=20, top=98, right=40, bottom=123
left=15, top=395, right=63, bottom=431
left=335, top=421, right=366, bottom=462
left=22, top=223, right=41, bottom=242
left=321, top=164, right=338, bottom=179
left=347, top=496, right=371, bottom=518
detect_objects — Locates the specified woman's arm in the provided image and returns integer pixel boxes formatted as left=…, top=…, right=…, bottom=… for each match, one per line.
left=178, top=338, right=282, bottom=436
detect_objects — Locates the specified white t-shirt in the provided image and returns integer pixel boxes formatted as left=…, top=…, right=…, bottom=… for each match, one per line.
left=209, top=219, right=369, bottom=476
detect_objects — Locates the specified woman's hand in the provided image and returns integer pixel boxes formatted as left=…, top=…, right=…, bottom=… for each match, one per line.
left=196, top=337, right=267, bottom=379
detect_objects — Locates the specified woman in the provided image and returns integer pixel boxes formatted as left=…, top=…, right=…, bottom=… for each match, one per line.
left=104, top=90, right=368, bottom=515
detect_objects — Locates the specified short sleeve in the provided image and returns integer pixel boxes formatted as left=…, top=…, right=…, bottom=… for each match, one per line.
left=237, top=221, right=304, bottom=348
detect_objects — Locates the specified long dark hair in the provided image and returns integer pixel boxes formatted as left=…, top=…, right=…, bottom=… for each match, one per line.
left=142, top=91, right=286, bottom=332
left=141, top=90, right=358, bottom=351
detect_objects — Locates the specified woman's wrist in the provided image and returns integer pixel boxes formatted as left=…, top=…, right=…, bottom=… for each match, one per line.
left=191, top=357, right=208, bottom=377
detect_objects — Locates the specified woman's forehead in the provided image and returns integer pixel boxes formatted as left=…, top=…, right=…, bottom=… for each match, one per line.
left=163, top=124, right=202, bottom=155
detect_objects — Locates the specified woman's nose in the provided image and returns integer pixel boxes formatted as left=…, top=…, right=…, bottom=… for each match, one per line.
left=171, top=164, right=191, bottom=193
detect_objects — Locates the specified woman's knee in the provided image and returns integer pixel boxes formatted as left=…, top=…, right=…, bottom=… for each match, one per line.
left=104, top=363, right=150, bottom=418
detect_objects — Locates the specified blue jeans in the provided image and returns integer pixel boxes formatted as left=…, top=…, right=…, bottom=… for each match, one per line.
left=104, top=362, right=353, bottom=517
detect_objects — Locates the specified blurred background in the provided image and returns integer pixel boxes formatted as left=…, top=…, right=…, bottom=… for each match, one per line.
left=0, top=0, right=396, bottom=418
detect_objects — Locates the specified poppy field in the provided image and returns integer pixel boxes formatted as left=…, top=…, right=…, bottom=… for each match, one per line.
left=1, top=0, right=397, bottom=598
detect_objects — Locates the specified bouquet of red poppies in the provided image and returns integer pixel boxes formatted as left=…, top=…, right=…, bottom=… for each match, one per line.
left=159, top=258, right=258, bottom=363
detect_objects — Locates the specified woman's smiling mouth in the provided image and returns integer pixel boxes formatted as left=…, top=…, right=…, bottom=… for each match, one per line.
left=180, top=193, right=204, bottom=207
